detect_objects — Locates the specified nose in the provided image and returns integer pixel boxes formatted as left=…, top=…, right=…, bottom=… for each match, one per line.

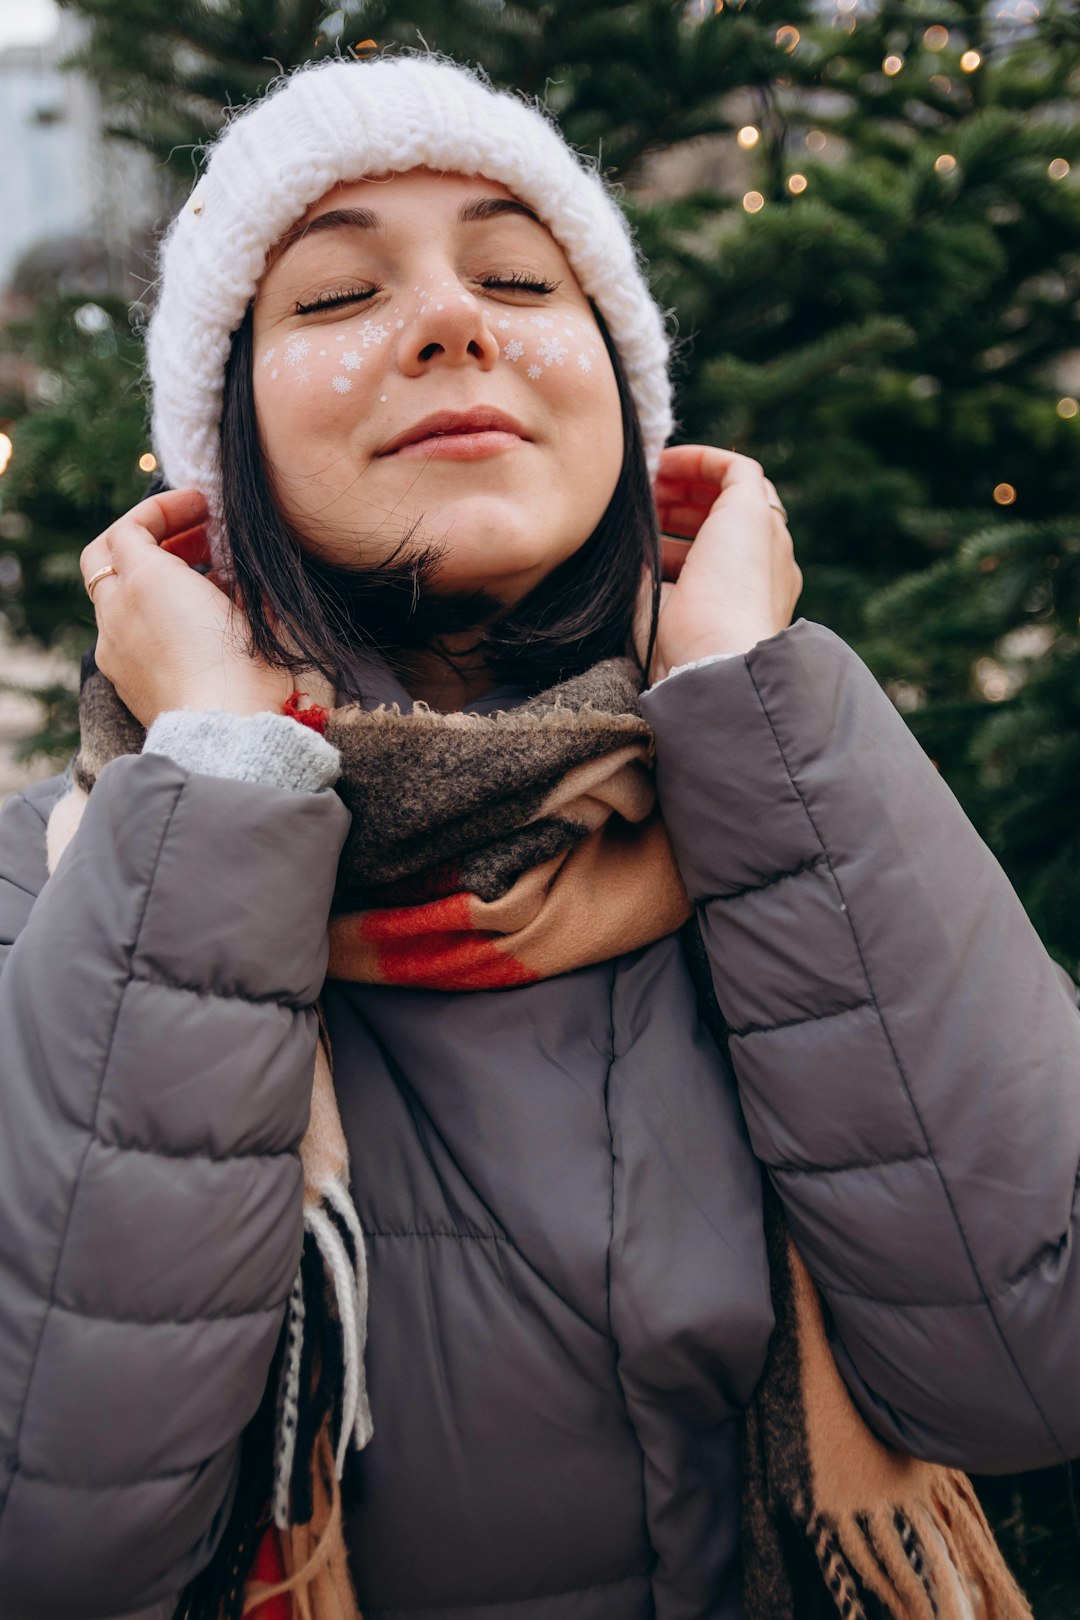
left=398, top=279, right=501, bottom=377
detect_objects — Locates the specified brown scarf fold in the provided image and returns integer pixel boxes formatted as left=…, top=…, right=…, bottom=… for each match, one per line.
left=47, top=655, right=1031, bottom=1620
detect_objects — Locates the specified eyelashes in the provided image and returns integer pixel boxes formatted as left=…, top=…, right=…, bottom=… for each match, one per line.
left=294, top=272, right=561, bottom=316
left=295, top=285, right=372, bottom=314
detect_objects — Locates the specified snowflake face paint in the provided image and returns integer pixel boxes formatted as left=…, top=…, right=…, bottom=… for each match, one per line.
left=250, top=167, right=624, bottom=607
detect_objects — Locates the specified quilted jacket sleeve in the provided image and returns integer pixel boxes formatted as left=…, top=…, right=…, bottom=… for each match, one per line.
left=0, top=746, right=350, bottom=1619
left=639, top=618, right=1080, bottom=1476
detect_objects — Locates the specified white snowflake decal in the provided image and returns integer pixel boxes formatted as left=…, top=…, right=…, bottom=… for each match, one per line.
left=341, top=350, right=363, bottom=371
left=526, top=364, right=542, bottom=380
left=331, top=375, right=353, bottom=394
left=283, top=335, right=312, bottom=366
left=532, top=315, right=555, bottom=329
left=259, top=346, right=276, bottom=367
left=270, top=368, right=279, bottom=380
left=294, top=367, right=313, bottom=386
left=577, top=351, right=594, bottom=373
left=496, top=318, right=512, bottom=331
left=360, top=321, right=389, bottom=347
left=503, top=339, right=525, bottom=362
left=537, top=337, right=568, bottom=367
left=395, top=319, right=404, bottom=329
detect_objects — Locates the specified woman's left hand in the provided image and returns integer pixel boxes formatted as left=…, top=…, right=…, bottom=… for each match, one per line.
left=636, top=444, right=803, bottom=685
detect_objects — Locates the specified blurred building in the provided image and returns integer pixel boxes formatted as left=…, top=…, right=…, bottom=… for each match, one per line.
left=0, top=4, right=163, bottom=299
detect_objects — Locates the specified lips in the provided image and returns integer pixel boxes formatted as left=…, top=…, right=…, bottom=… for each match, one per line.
left=377, top=407, right=529, bottom=456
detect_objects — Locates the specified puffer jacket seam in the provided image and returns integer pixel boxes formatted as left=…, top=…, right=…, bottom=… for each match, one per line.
left=708, top=852, right=828, bottom=902
left=14, top=1455, right=219, bottom=1489
left=729, top=998, right=873, bottom=1039
left=93, top=1135, right=299, bottom=1166
left=365, top=1229, right=508, bottom=1243
left=1, top=872, right=42, bottom=902
left=47, top=1296, right=290, bottom=1327
left=129, top=969, right=315, bottom=1012
left=0, top=777, right=185, bottom=1530
left=743, top=656, right=1068, bottom=1462
left=771, top=1149, right=932, bottom=1177
left=824, top=1221, right=1072, bottom=1309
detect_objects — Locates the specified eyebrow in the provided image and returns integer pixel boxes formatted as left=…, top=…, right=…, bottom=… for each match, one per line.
left=276, top=196, right=545, bottom=257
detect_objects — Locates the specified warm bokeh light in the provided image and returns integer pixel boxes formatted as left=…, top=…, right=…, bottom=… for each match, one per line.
left=737, top=125, right=761, bottom=149
left=1056, top=397, right=1079, bottom=419
left=138, top=451, right=158, bottom=474
left=923, top=25, right=949, bottom=50
left=806, top=129, right=828, bottom=152
left=787, top=173, right=808, bottom=194
left=993, top=482, right=1017, bottom=506
left=0, top=433, right=12, bottom=478
left=1048, top=158, right=1071, bottom=180
left=975, top=658, right=1010, bottom=703
left=882, top=54, right=903, bottom=76
left=776, top=24, right=800, bottom=51
left=742, top=191, right=765, bottom=213
left=935, top=153, right=958, bottom=175
left=960, top=50, right=982, bottom=71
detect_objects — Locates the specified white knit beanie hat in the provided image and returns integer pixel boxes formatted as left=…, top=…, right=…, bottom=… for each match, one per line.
left=145, top=48, right=677, bottom=563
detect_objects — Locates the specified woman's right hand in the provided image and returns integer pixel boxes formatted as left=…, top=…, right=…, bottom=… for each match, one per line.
left=80, top=488, right=332, bottom=728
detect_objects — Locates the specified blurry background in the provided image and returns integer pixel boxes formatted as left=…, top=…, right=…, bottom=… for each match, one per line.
left=0, top=1, right=1077, bottom=1604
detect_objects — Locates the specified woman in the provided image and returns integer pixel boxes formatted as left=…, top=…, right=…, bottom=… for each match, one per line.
left=0, top=49, right=1077, bottom=1620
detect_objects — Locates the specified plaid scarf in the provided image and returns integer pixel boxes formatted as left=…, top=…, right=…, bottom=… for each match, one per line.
left=47, top=656, right=1031, bottom=1620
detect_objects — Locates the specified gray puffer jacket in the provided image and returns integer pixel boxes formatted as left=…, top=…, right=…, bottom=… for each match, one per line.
left=0, top=620, right=1077, bottom=1620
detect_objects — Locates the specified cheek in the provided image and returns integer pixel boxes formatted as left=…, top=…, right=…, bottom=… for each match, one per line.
left=495, top=309, right=607, bottom=395
left=253, top=315, right=405, bottom=440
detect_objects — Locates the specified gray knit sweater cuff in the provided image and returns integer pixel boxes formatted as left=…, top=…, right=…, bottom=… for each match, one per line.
left=143, top=707, right=341, bottom=793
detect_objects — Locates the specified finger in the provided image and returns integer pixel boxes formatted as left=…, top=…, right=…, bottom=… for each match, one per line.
left=763, top=478, right=789, bottom=523
left=104, top=488, right=209, bottom=553
left=83, top=561, right=120, bottom=610
left=656, top=444, right=767, bottom=491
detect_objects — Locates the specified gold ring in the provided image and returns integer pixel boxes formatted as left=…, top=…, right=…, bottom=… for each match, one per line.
left=767, top=498, right=788, bottom=521
left=85, top=564, right=118, bottom=601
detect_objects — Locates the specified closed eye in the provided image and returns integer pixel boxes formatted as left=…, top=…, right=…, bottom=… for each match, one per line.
left=295, top=285, right=373, bottom=314
left=294, top=272, right=561, bottom=316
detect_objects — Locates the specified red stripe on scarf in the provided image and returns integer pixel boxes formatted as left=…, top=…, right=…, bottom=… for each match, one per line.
left=246, top=1524, right=290, bottom=1620
left=358, top=893, right=537, bottom=989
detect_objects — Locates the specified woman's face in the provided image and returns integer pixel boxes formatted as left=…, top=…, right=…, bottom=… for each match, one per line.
left=251, top=167, right=625, bottom=607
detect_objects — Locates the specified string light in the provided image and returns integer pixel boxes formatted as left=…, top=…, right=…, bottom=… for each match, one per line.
left=138, top=452, right=158, bottom=473
left=806, top=130, right=828, bottom=151
left=787, top=173, right=808, bottom=194
left=935, top=153, right=958, bottom=174
left=0, top=433, right=12, bottom=477
left=923, top=24, right=949, bottom=49
left=776, top=24, right=800, bottom=50
left=993, top=482, right=1017, bottom=505
left=1057, top=397, right=1079, bottom=418
left=882, top=54, right=903, bottom=75
left=974, top=658, right=1011, bottom=702
left=737, top=125, right=761, bottom=149
left=1048, top=158, right=1071, bottom=179
left=743, top=191, right=765, bottom=213
left=960, top=49, right=982, bottom=70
